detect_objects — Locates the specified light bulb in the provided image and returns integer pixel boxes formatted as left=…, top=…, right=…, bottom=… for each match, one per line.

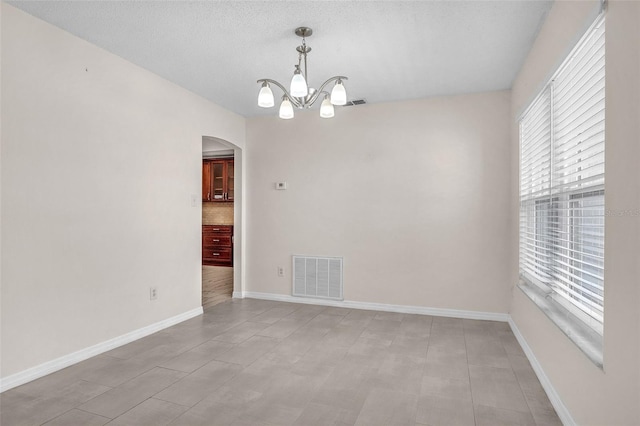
left=257, top=82, right=274, bottom=108
left=330, top=80, right=347, bottom=105
left=279, top=98, right=294, bottom=119
left=320, top=96, right=335, bottom=118
left=290, top=68, right=308, bottom=98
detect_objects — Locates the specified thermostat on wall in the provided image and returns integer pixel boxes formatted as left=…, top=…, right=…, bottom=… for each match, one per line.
left=275, top=182, right=288, bottom=190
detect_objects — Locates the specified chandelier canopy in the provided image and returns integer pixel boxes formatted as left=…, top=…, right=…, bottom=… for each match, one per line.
left=257, top=27, right=348, bottom=119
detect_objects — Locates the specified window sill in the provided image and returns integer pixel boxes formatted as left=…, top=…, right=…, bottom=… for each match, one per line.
left=517, top=281, right=603, bottom=369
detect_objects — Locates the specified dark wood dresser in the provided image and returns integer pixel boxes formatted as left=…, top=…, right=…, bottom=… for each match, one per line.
left=202, top=225, right=233, bottom=267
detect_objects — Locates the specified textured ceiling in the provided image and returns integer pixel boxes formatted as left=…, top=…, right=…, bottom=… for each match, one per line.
left=9, top=0, right=553, bottom=117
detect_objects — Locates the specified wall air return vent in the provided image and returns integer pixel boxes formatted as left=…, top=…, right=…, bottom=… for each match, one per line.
left=343, top=99, right=367, bottom=107
left=292, top=256, right=343, bottom=301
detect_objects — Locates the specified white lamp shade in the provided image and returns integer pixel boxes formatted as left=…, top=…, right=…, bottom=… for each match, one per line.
left=257, top=84, right=274, bottom=108
left=290, top=72, right=308, bottom=97
left=279, top=98, right=294, bottom=119
left=330, top=81, right=347, bottom=105
left=320, top=97, right=335, bottom=118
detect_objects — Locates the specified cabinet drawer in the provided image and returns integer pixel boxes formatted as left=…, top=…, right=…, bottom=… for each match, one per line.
left=203, top=235, right=231, bottom=246
left=203, top=225, right=232, bottom=236
left=203, top=248, right=232, bottom=262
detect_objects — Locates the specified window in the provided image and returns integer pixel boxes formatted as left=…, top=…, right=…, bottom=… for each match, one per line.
left=519, top=17, right=605, bottom=335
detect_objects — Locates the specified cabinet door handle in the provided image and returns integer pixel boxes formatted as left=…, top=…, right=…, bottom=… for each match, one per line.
left=213, top=239, right=219, bottom=242
left=207, top=192, right=210, bottom=201
left=213, top=253, right=220, bottom=256
left=213, top=228, right=220, bottom=231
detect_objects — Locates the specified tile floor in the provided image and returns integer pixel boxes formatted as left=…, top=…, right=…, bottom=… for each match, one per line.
left=0, top=299, right=561, bottom=426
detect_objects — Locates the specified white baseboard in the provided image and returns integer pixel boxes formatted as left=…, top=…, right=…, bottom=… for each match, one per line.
left=242, top=291, right=510, bottom=322
left=232, top=291, right=244, bottom=299
left=508, top=318, right=575, bottom=426
left=0, top=307, right=203, bottom=393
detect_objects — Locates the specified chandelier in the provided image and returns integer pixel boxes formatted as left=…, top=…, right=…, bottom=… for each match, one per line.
left=256, top=27, right=348, bottom=119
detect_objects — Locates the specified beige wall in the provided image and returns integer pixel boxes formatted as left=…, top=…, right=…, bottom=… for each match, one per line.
left=246, top=91, right=511, bottom=314
left=0, top=5, right=245, bottom=377
left=509, top=1, right=640, bottom=424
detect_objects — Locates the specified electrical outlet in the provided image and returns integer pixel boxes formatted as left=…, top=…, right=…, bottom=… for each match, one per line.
left=277, top=266, right=285, bottom=277
left=150, top=286, right=158, bottom=301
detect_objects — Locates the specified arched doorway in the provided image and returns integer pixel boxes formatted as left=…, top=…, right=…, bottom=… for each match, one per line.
left=201, top=136, right=244, bottom=307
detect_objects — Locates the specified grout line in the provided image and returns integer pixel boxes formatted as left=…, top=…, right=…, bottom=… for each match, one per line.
left=462, top=320, right=478, bottom=426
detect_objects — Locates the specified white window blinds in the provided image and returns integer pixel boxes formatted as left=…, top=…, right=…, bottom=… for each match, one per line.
left=519, top=18, right=605, bottom=332
left=519, top=88, right=552, bottom=285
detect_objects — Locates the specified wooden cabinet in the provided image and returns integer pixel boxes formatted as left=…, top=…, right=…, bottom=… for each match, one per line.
left=202, top=225, right=233, bottom=266
left=202, top=161, right=211, bottom=202
left=202, top=158, right=234, bottom=202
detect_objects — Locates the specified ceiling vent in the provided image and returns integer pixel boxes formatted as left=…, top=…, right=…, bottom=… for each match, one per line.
left=343, top=99, right=367, bottom=107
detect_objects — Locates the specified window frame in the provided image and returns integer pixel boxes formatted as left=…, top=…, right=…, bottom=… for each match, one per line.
left=518, top=14, right=606, bottom=340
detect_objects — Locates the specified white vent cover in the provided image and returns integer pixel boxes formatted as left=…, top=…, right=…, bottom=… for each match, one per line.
left=292, top=256, right=343, bottom=301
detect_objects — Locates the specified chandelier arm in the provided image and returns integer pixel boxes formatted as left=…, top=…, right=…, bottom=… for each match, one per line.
left=257, top=79, right=303, bottom=108
left=306, top=76, right=349, bottom=105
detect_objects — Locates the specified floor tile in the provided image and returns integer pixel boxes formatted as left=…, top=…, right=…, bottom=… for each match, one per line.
left=103, top=333, right=169, bottom=360
left=424, top=358, right=469, bottom=381
left=465, top=333, right=511, bottom=369
left=230, top=399, right=303, bottom=426
left=366, top=317, right=403, bottom=335
left=311, top=364, right=376, bottom=412
left=415, top=394, right=475, bottom=426
left=303, top=313, right=346, bottom=335
left=475, top=404, right=536, bottom=426
left=372, top=353, right=425, bottom=394
left=79, top=367, right=185, bottom=418
left=398, top=316, right=432, bottom=338
left=158, top=339, right=235, bottom=373
left=154, top=359, right=243, bottom=407
left=42, top=408, right=111, bottom=426
left=293, top=402, right=359, bottom=426
left=0, top=380, right=111, bottom=426
left=250, top=304, right=302, bottom=324
left=213, top=335, right=279, bottom=365
left=469, top=364, right=530, bottom=413
left=108, top=397, right=188, bottom=426
left=323, top=306, right=352, bottom=316
left=373, top=311, right=405, bottom=322
left=257, top=316, right=309, bottom=339
left=212, top=320, right=269, bottom=343
left=286, top=305, right=326, bottom=322
left=390, top=335, right=429, bottom=357
left=339, top=310, right=376, bottom=328
left=355, top=388, right=418, bottom=426
left=76, top=355, right=155, bottom=388
left=168, top=385, right=261, bottom=425
left=499, top=330, right=526, bottom=356
left=320, top=323, right=365, bottom=347
left=421, top=375, right=472, bottom=401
